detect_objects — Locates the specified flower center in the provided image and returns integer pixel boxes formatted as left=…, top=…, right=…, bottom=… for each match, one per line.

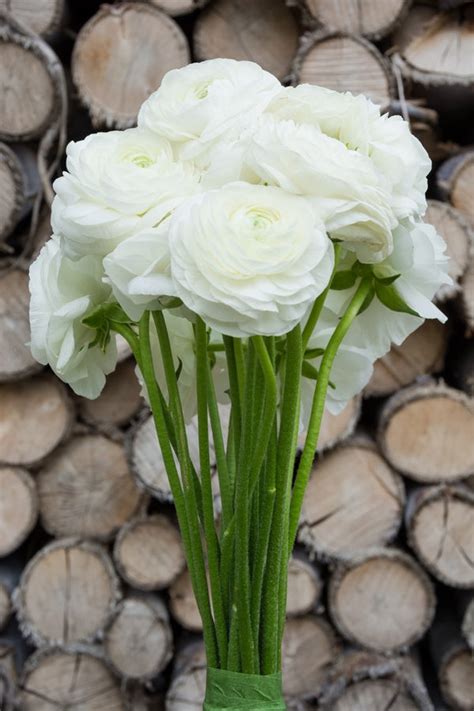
left=120, top=150, right=155, bottom=168
left=246, top=207, right=279, bottom=232
left=194, top=80, right=213, bottom=100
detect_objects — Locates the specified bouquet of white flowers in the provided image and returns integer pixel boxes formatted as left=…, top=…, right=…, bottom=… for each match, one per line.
left=29, top=59, right=450, bottom=710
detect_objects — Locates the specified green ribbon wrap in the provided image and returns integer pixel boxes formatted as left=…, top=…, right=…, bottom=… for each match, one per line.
left=204, top=668, right=286, bottom=710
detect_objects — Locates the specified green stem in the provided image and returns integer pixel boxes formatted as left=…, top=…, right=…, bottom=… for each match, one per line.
left=207, top=364, right=232, bottom=534
left=143, top=312, right=218, bottom=666
left=223, top=336, right=242, bottom=461
left=261, top=326, right=303, bottom=674
left=288, top=277, right=373, bottom=551
left=233, top=340, right=258, bottom=673
left=195, top=318, right=228, bottom=666
left=302, top=243, right=341, bottom=352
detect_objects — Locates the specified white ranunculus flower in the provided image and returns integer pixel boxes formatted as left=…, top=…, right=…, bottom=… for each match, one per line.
left=137, top=311, right=229, bottom=423
left=245, top=117, right=397, bottom=263
left=138, top=59, right=281, bottom=166
left=103, top=223, right=177, bottom=322
left=169, top=182, right=334, bottom=337
left=326, top=220, right=451, bottom=361
left=52, top=127, right=200, bottom=259
left=29, top=237, right=117, bottom=398
left=267, top=84, right=430, bottom=219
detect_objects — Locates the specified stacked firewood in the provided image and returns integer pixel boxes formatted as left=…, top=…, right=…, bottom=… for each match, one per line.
left=0, top=1, right=473, bottom=709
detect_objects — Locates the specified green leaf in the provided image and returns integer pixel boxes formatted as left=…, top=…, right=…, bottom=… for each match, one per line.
left=331, top=270, right=358, bottom=290
left=302, top=360, right=335, bottom=389
left=104, top=303, right=135, bottom=324
left=375, top=281, right=420, bottom=316
left=375, top=273, right=401, bottom=286
left=357, top=285, right=375, bottom=315
left=304, top=347, right=325, bottom=360
left=302, top=360, right=319, bottom=380
left=82, top=305, right=106, bottom=330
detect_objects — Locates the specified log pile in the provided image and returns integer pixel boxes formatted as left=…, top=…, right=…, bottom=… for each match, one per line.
left=0, top=1, right=473, bottom=709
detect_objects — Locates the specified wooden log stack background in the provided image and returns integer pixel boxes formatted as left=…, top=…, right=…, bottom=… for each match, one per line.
left=0, top=0, right=473, bottom=708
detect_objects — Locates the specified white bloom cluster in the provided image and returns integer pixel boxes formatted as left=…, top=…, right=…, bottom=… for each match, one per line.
left=29, top=59, right=450, bottom=411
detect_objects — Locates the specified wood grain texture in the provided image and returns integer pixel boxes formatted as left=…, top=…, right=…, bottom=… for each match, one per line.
left=147, top=0, right=210, bottom=16
left=319, top=652, right=434, bottom=710
left=292, top=32, right=393, bottom=106
left=0, top=583, right=10, bottom=631
left=104, top=595, right=173, bottom=680
left=0, top=374, right=73, bottom=467
left=0, top=467, right=37, bottom=557
left=329, top=549, right=435, bottom=652
left=76, top=358, right=142, bottom=431
left=194, top=0, right=299, bottom=80
left=20, top=648, right=126, bottom=711
left=14, top=539, right=121, bottom=647
left=286, top=554, right=322, bottom=616
left=0, top=0, right=64, bottom=35
left=393, top=4, right=474, bottom=86
left=36, top=435, right=143, bottom=541
left=407, top=485, right=474, bottom=588
left=0, top=143, right=24, bottom=243
left=364, top=320, right=448, bottom=398
left=0, top=270, right=42, bottom=381
left=282, top=616, right=340, bottom=699
left=302, top=0, right=410, bottom=40
left=114, top=514, right=185, bottom=591
left=437, top=151, right=474, bottom=224
left=425, top=200, right=472, bottom=300
left=299, top=440, right=405, bottom=560
left=72, top=3, right=190, bottom=128
left=0, top=25, right=57, bottom=140
left=378, top=383, right=474, bottom=483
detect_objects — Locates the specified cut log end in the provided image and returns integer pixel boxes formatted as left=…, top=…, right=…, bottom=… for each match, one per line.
left=129, top=414, right=173, bottom=501
left=299, top=441, right=405, bottom=561
left=439, top=644, right=474, bottom=711
left=407, top=485, right=474, bottom=588
left=292, top=32, right=393, bottom=107
left=393, top=4, right=474, bottom=87
left=114, top=514, right=185, bottom=591
left=0, top=467, right=38, bottom=558
left=194, top=0, right=299, bottom=80
left=282, top=615, right=340, bottom=699
left=0, top=27, right=57, bottom=141
left=166, top=642, right=207, bottom=710
left=0, top=143, right=24, bottom=243
left=378, top=383, right=474, bottom=483
left=104, top=595, right=173, bottom=681
left=0, top=583, right=11, bottom=631
left=149, top=0, right=210, bottom=16
left=72, top=3, right=190, bottom=128
left=286, top=555, right=323, bottom=616
left=0, top=374, right=73, bottom=468
left=14, top=539, right=121, bottom=647
left=437, top=151, right=474, bottom=226
left=365, top=320, right=448, bottom=398
left=0, top=0, right=64, bottom=36
left=319, top=651, right=434, bottom=711
left=37, top=435, right=143, bottom=541
left=76, top=358, right=142, bottom=430
left=329, top=549, right=435, bottom=653
left=461, top=597, right=474, bottom=650
left=20, top=649, right=126, bottom=710
left=425, top=200, right=472, bottom=301
left=301, top=0, right=410, bottom=40
left=169, top=569, right=202, bottom=632
left=0, top=270, right=43, bottom=381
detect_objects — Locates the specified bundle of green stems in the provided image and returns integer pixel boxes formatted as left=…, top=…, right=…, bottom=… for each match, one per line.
left=112, top=267, right=371, bottom=675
